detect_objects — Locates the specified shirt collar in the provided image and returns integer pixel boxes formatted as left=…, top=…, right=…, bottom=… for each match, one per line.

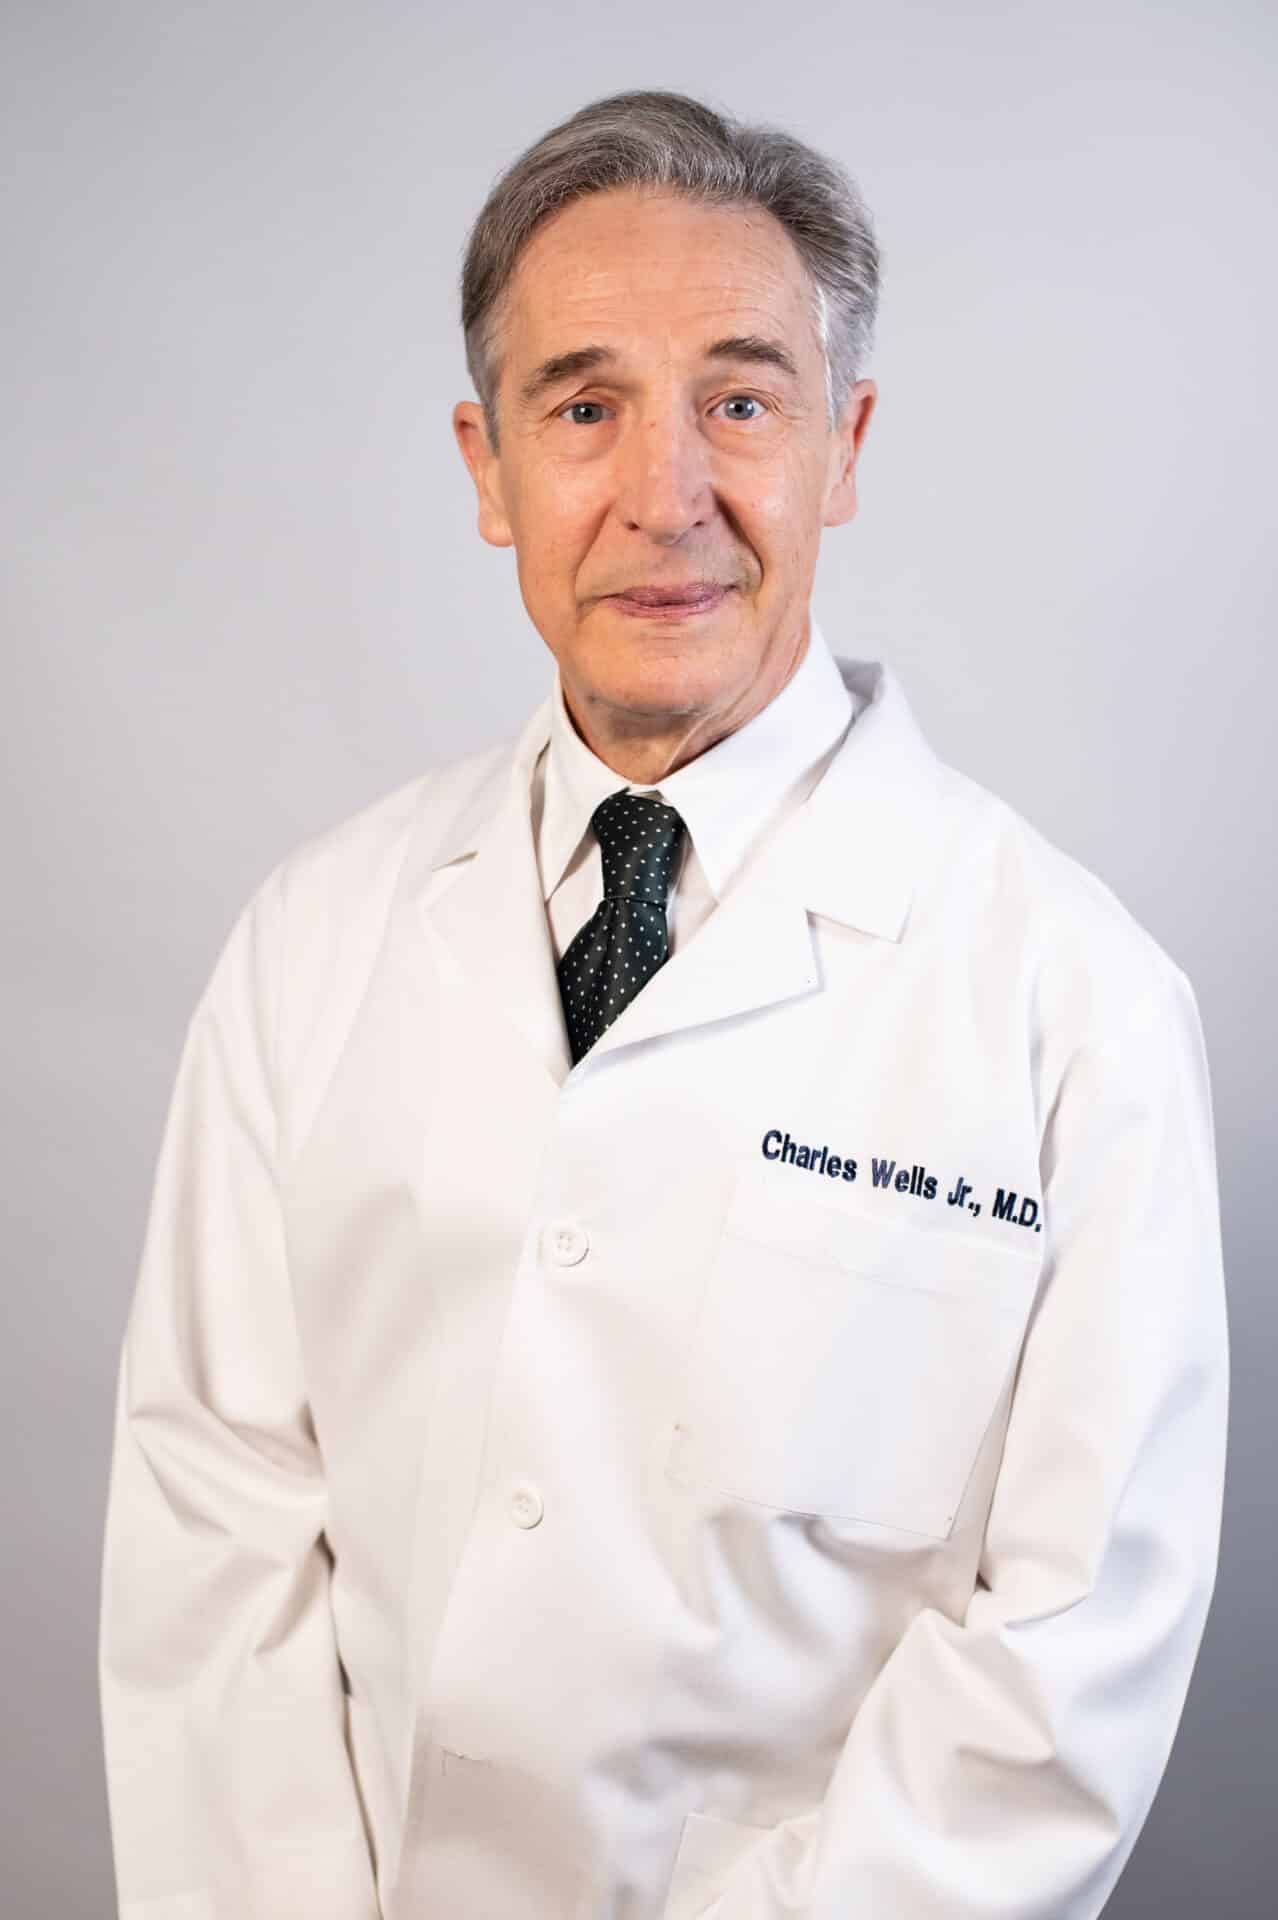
left=537, top=615, right=858, bottom=905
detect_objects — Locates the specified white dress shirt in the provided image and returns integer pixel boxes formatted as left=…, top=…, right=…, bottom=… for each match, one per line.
left=531, top=616, right=861, bottom=966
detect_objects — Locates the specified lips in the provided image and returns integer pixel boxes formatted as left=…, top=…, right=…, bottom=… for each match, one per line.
left=609, top=585, right=731, bottom=608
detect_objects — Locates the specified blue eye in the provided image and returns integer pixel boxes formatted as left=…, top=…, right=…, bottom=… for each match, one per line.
left=718, top=395, right=764, bottom=420
left=564, top=402, right=608, bottom=424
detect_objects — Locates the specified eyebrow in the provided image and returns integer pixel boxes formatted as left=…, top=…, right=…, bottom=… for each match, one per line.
left=515, top=335, right=802, bottom=410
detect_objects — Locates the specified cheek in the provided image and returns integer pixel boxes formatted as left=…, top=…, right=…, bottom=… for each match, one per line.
left=517, top=470, right=601, bottom=572
left=731, top=448, right=824, bottom=536
left=737, top=499, right=820, bottom=574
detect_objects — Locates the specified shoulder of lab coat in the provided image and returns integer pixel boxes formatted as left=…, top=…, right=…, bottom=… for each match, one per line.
left=935, top=752, right=1207, bottom=1072
left=202, top=734, right=514, bottom=1170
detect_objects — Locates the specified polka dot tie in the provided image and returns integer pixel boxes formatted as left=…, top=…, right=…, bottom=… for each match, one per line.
left=556, top=788, right=688, bottom=1065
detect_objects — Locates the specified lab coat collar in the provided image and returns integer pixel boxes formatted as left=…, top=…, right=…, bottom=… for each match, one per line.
left=412, top=646, right=947, bottom=1082
left=788, top=653, right=945, bottom=942
left=538, top=616, right=857, bottom=908
left=425, top=650, right=943, bottom=937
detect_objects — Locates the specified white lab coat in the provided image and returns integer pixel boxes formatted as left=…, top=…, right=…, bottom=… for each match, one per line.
left=98, top=652, right=1228, bottom=1920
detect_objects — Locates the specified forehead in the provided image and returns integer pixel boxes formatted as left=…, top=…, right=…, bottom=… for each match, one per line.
left=499, top=187, right=819, bottom=365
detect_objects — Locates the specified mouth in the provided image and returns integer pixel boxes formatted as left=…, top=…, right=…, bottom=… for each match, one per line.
left=607, top=584, right=734, bottom=620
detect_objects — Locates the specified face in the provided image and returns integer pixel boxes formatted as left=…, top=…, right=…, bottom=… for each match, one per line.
left=453, top=186, right=876, bottom=775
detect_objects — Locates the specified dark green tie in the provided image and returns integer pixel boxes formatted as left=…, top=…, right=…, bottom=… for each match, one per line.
left=556, top=788, right=688, bottom=1065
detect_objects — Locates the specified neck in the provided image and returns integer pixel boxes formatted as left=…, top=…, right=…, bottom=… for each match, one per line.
left=561, top=622, right=810, bottom=784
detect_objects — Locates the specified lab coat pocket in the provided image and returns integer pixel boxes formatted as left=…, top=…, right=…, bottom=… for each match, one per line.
left=662, top=1808, right=774, bottom=1920
left=666, top=1163, right=1042, bottom=1539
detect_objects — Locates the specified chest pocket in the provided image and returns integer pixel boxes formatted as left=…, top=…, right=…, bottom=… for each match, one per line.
left=665, top=1161, right=1043, bottom=1540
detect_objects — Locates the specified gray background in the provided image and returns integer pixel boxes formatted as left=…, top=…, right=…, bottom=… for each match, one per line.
left=3, top=1, right=1273, bottom=1911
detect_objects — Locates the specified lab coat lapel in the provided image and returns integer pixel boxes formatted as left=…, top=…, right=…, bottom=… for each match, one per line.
left=418, top=695, right=573, bottom=1087
left=417, top=656, right=945, bottom=1079
left=784, top=653, right=946, bottom=940
left=581, top=852, right=820, bottom=1063
left=415, top=697, right=820, bottom=1083
left=581, top=657, right=946, bottom=1063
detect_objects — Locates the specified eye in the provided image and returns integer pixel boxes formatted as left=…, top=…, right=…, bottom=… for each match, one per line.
left=560, top=401, right=611, bottom=425
left=714, top=394, right=767, bottom=422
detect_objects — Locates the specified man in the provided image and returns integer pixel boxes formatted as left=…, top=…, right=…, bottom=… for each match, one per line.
left=98, top=88, right=1228, bottom=1920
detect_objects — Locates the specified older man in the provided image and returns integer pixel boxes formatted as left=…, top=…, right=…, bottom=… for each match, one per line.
left=99, top=90, right=1227, bottom=1920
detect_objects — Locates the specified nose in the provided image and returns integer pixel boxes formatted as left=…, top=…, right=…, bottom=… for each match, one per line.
left=614, top=405, right=714, bottom=544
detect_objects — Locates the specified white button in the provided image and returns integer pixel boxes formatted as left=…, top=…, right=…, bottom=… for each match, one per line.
left=509, top=1480, right=544, bottom=1528
left=546, top=1220, right=589, bottom=1266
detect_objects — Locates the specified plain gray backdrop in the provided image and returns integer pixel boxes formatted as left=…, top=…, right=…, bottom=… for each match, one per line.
left=3, top=1, right=1273, bottom=1912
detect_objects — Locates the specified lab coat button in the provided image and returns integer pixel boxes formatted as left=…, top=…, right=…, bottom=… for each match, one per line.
left=509, top=1481, right=544, bottom=1528
left=546, top=1220, right=589, bottom=1266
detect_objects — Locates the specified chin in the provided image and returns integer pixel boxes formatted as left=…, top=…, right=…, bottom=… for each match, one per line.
left=597, top=663, right=727, bottom=719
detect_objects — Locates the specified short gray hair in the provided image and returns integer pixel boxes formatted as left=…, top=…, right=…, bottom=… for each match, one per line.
left=459, top=88, right=881, bottom=453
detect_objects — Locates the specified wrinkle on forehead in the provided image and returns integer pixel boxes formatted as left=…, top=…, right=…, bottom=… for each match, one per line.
left=499, top=192, right=822, bottom=396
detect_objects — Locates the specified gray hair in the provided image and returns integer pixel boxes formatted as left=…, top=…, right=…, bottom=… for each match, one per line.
left=459, top=88, right=880, bottom=453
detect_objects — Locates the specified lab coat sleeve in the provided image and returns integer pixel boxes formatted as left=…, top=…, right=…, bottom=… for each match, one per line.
left=697, top=955, right=1229, bottom=1920
left=97, top=872, right=381, bottom=1920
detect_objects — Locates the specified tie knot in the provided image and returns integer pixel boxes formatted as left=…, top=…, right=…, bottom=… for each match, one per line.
left=591, top=788, right=687, bottom=904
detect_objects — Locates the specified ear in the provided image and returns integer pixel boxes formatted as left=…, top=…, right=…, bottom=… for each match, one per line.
left=452, top=401, right=515, bottom=548
left=821, top=379, right=877, bottom=529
